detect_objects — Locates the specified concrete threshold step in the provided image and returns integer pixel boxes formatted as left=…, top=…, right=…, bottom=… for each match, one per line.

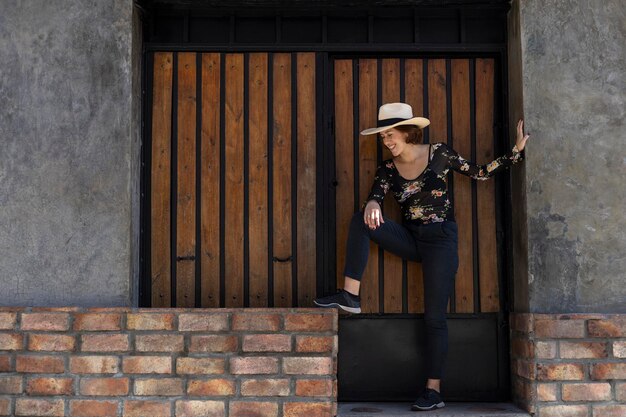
left=338, top=402, right=530, bottom=417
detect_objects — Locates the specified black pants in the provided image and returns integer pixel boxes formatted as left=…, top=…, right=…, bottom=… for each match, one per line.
left=344, top=211, right=459, bottom=379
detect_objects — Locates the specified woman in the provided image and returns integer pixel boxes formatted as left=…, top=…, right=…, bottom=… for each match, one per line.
left=314, top=102, right=529, bottom=411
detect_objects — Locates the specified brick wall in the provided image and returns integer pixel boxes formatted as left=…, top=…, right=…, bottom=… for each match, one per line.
left=0, top=307, right=337, bottom=417
left=510, top=313, right=626, bottom=417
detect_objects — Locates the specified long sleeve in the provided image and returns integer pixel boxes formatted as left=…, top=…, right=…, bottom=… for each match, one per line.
left=364, top=163, right=392, bottom=207
left=443, top=143, right=523, bottom=180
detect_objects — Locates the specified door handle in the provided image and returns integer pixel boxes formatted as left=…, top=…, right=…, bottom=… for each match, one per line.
left=272, top=256, right=292, bottom=263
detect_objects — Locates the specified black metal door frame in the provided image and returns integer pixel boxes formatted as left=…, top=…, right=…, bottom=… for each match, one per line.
left=138, top=1, right=515, bottom=401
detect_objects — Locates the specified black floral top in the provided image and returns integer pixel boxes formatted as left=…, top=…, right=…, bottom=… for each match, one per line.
left=366, top=142, right=523, bottom=225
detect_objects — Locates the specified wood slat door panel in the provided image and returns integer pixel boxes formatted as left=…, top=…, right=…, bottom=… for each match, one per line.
left=150, top=52, right=173, bottom=307
left=149, top=52, right=316, bottom=308
left=333, top=57, right=501, bottom=314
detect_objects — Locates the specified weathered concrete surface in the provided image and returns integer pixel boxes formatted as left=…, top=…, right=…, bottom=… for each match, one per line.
left=510, top=0, right=626, bottom=312
left=0, top=0, right=140, bottom=306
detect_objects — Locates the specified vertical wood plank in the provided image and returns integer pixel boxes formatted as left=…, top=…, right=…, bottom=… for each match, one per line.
left=296, top=53, right=317, bottom=307
left=200, top=53, right=221, bottom=307
left=334, top=60, right=354, bottom=293
left=358, top=59, right=380, bottom=314
left=475, top=58, right=500, bottom=313
left=427, top=58, right=450, bottom=312
left=272, top=53, right=292, bottom=307
left=224, top=53, right=245, bottom=307
left=381, top=58, right=403, bottom=314
left=151, top=52, right=173, bottom=308
left=248, top=53, right=269, bottom=307
left=176, top=52, right=197, bottom=308
left=428, top=59, right=448, bottom=146
left=404, top=59, right=425, bottom=314
left=451, top=59, right=474, bottom=313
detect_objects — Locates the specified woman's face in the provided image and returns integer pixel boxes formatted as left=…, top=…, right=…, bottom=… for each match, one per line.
left=379, top=128, right=409, bottom=157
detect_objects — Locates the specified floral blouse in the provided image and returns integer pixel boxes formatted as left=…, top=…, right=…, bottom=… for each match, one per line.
left=365, top=142, right=523, bottom=225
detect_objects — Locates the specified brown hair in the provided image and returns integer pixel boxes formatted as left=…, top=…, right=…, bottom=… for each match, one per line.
left=394, top=125, right=423, bottom=144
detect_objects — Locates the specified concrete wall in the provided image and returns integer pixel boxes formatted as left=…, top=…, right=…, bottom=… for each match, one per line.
left=509, top=0, right=626, bottom=313
left=0, top=0, right=140, bottom=306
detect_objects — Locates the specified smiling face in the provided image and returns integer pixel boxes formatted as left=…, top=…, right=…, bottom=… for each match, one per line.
left=379, top=127, right=410, bottom=157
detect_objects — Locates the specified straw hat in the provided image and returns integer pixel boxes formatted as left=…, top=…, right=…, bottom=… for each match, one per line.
left=360, top=102, right=430, bottom=135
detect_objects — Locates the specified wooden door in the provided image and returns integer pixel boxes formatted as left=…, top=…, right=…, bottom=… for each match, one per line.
left=147, top=52, right=317, bottom=308
left=333, top=56, right=510, bottom=401
left=334, top=57, right=502, bottom=315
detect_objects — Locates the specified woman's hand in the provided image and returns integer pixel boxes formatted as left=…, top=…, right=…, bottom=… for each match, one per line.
left=364, top=201, right=384, bottom=230
left=516, top=119, right=530, bottom=151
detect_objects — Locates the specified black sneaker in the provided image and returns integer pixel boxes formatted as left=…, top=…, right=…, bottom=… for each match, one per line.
left=313, top=290, right=361, bottom=314
left=411, top=388, right=445, bottom=411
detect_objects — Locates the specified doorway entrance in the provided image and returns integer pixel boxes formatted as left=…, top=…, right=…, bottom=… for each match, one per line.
left=139, top=1, right=513, bottom=402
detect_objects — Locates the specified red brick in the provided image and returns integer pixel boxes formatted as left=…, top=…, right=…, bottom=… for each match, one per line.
left=283, top=402, right=333, bottom=417
left=617, top=382, right=626, bottom=401
left=0, top=355, right=10, bottom=372
left=123, top=356, right=172, bottom=374
left=240, top=379, right=290, bottom=396
left=560, top=341, right=607, bottom=359
left=511, top=338, right=534, bottom=358
left=593, top=405, right=626, bottom=417
left=0, top=313, right=17, bottom=330
left=123, top=400, right=170, bottom=417
left=537, top=405, right=588, bottom=417
left=295, top=336, right=336, bottom=353
left=136, top=334, right=184, bottom=352
left=15, top=398, right=64, bottom=416
left=134, top=378, right=183, bottom=396
left=0, top=398, right=10, bottom=416
left=69, top=400, right=118, bottom=417
left=537, top=383, right=557, bottom=402
left=176, top=357, right=226, bottom=375
left=126, top=313, right=175, bottom=330
left=534, top=319, right=585, bottom=338
left=510, top=313, right=533, bottom=333
left=31, top=307, right=81, bottom=312
left=562, top=383, right=611, bottom=401
left=588, top=317, right=626, bottom=337
left=230, top=401, right=278, bottom=417
left=591, top=363, right=626, bottom=380
left=230, top=357, right=278, bottom=375
left=284, top=357, right=333, bottom=375
left=187, top=379, right=235, bottom=396
left=536, top=341, right=557, bottom=359
left=175, top=400, right=225, bottom=417
left=0, top=332, right=23, bottom=350
left=80, top=378, right=129, bottom=396
left=296, top=379, right=333, bottom=397
left=73, top=314, right=122, bottom=331
left=0, top=375, right=22, bottom=394
left=189, top=335, right=238, bottom=353
left=285, top=313, right=334, bottom=332
left=29, top=334, right=75, bottom=351
left=537, top=363, right=584, bottom=381
left=232, top=313, right=280, bottom=331
left=178, top=314, right=229, bottom=332
left=21, top=313, right=69, bottom=331
left=81, top=334, right=129, bottom=352
left=17, top=354, right=65, bottom=373
left=613, top=341, right=626, bottom=358
left=243, top=334, right=291, bottom=352
left=70, top=356, right=119, bottom=374
left=26, top=377, right=73, bottom=395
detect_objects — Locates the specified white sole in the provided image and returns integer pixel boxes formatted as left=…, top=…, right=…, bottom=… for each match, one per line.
left=411, top=402, right=445, bottom=411
left=313, top=301, right=361, bottom=314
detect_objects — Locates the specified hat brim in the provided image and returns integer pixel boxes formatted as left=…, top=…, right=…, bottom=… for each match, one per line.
left=360, top=117, right=430, bottom=135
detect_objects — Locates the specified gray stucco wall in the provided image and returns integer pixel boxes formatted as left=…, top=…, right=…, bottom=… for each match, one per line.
left=510, top=0, right=626, bottom=312
left=0, top=0, right=140, bottom=306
